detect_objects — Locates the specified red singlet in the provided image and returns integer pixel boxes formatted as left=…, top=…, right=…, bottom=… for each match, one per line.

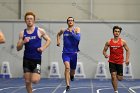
left=108, top=38, right=124, bottom=64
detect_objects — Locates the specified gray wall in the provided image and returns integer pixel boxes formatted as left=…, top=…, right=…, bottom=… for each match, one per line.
left=0, top=21, right=140, bottom=79
left=0, top=0, right=140, bottom=20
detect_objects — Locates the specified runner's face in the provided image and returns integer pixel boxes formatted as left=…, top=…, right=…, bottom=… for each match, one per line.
left=113, top=29, right=121, bottom=37
left=67, top=18, right=74, bottom=27
left=25, top=15, right=35, bottom=27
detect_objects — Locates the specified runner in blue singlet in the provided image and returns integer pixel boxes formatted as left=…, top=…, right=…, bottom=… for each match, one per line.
left=17, top=12, right=51, bottom=93
left=57, top=17, right=81, bottom=91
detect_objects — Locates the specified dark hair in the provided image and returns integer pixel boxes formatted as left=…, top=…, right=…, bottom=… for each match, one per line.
left=67, top=17, right=74, bottom=23
left=24, top=11, right=36, bottom=21
left=113, top=26, right=122, bottom=33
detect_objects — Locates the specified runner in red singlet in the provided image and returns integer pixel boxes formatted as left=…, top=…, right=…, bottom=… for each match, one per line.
left=103, top=26, right=130, bottom=93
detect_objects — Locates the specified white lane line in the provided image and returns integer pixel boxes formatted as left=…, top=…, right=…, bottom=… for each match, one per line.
left=63, top=89, right=66, bottom=93
left=128, top=88, right=136, bottom=93
left=97, top=87, right=112, bottom=93
left=70, top=86, right=91, bottom=89
left=32, top=80, right=65, bottom=93
left=33, top=82, right=65, bottom=93
left=62, top=86, right=92, bottom=93
left=96, top=87, right=125, bottom=93
left=51, top=80, right=65, bottom=93
left=90, top=79, right=94, bottom=93
left=11, top=86, right=25, bottom=93
left=0, top=86, right=25, bottom=91
left=32, top=86, right=57, bottom=91
left=119, top=81, right=136, bottom=93
left=129, top=86, right=140, bottom=93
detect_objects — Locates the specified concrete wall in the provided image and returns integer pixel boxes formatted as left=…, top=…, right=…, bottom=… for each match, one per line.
left=0, top=0, right=140, bottom=20
left=0, top=21, right=139, bottom=79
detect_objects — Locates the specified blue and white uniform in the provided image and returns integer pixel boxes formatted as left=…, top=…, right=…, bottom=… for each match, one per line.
left=62, top=28, right=80, bottom=69
left=23, top=27, right=42, bottom=60
left=23, top=27, right=42, bottom=74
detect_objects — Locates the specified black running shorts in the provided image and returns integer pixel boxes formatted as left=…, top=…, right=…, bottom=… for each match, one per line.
left=23, top=58, right=41, bottom=74
left=109, top=62, right=123, bottom=76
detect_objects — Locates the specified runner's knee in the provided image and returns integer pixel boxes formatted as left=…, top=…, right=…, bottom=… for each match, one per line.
left=65, top=67, right=70, bottom=72
left=32, top=79, right=40, bottom=84
left=117, top=76, right=123, bottom=81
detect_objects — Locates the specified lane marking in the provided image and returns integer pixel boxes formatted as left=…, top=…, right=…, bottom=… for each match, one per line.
left=33, top=86, right=57, bottom=91
left=90, top=79, right=94, bottom=93
left=62, top=86, right=92, bottom=93
left=129, top=86, right=140, bottom=93
left=0, top=86, right=25, bottom=91
left=63, top=89, right=66, bottom=93
left=51, top=80, right=65, bottom=93
left=97, top=87, right=125, bottom=93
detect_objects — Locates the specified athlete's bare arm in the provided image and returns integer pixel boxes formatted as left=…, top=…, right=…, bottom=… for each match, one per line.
left=37, top=28, right=51, bottom=52
left=17, top=31, right=24, bottom=51
left=0, top=31, right=5, bottom=44
left=103, top=41, right=110, bottom=58
left=57, top=29, right=64, bottom=47
left=122, top=39, right=130, bottom=66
